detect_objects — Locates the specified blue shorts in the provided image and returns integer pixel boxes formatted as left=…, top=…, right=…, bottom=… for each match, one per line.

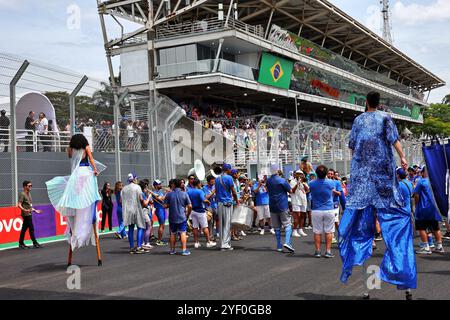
left=169, top=221, right=187, bottom=234
left=154, top=207, right=166, bottom=225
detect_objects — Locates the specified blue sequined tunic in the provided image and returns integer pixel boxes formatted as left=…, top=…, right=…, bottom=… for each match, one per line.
left=346, top=111, right=403, bottom=209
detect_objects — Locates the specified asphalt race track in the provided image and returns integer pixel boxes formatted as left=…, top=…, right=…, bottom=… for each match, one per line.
left=0, top=229, right=448, bottom=300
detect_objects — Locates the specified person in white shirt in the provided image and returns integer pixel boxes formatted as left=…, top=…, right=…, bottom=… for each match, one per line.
left=290, top=170, right=309, bottom=237
left=126, top=121, right=134, bottom=151
left=36, top=112, right=49, bottom=152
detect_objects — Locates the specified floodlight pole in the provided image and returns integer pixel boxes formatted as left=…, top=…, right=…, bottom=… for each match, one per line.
left=69, top=76, right=88, bottom=136
left=10, top=60, right=29, bottom=205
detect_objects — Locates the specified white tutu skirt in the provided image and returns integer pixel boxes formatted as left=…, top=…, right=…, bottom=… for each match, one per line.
left=46, top=164, right=104, bottom=250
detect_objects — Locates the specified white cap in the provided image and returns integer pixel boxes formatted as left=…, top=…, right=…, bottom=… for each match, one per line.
left=270, top=164, right=279, bottom=175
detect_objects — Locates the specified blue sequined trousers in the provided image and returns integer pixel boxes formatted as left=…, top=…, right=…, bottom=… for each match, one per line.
left=340, top=111, right=417, bottom=290
left=338, top=206, right=417, bottom=290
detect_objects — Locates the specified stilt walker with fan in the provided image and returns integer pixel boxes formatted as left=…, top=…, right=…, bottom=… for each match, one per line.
left=338, top=92, right=417, bottom=300
left=46, top=134, right=106, bottom=266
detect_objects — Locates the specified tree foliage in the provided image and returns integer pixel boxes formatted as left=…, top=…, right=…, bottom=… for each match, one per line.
left=411, top=102, right=450, bottom=139
left=44, top=85, right=115, bottom=126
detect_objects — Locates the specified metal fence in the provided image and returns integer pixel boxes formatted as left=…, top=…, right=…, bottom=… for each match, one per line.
left=0, top=51, right=425, bottom=207
left=224, top=115, right=424, bottom=178
left=0, top=52, right=179, bottom=207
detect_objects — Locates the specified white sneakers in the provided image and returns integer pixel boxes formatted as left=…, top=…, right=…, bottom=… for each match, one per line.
left=270, top=228, right=275, bottom=235
left=292, top=229, right=308, bottom=237
left=240, top=231, right=247, bottom=237
left=206, top=241, right=217, bottom=248
left=142, top=243, right=153, bottom=249
left=195, top=241, right=217, bottom=248
left=259, top=228, right=265, bottom=235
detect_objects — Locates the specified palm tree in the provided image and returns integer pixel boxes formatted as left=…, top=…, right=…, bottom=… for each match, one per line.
left=442, top=94, right=450, bottom=105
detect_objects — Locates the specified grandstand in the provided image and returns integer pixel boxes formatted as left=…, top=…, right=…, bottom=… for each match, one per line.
left=96, top=0, right=444, bottom=178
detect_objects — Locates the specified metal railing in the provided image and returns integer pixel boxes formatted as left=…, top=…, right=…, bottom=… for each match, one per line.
left=0, top=129, right=72, bottom=153
left=155, top=17, right=264, bottom=40
left=157, top=58, right=256, bottom=80
left=220, top=116, right=424, bottom=176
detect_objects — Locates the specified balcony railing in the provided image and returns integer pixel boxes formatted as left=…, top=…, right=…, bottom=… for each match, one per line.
left=157, top=59, right=257, bottom=81
left=155, top=17, right=264, bottom=40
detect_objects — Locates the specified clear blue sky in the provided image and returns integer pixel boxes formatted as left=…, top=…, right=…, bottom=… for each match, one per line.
left=1, top=0, right=449, bottom=103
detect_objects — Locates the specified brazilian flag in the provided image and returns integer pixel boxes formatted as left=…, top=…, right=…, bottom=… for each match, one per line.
left=258, top=52, right=294, bottom=89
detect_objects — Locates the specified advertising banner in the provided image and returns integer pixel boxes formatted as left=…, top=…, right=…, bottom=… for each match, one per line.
left=290, top=61, right=419, bottom=119
left=1, top=201, right=165, bottom=248
left=258, top=52, right=293, bottom=90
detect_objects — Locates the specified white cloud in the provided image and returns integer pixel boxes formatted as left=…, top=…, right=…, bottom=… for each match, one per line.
left=393, top=0, right=450, bottom=26
left=364, top=5, right=382, bottom=35
left=0, top=0, right=24, bottom=10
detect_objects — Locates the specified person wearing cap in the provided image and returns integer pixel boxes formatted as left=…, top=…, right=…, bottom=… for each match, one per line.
left=215, top=163, right=240, bottom=251
left=0, top=110, right=10, bottom=152
left=397, top=168, right=413, bottom=216
left=305, top=172, right=317, bottom=230
left=122, top=173, right=151, bottom=254
left=407, top=167, right=419, bottom=186
left=266, top=164, right=295, bottom=253
left=152, top=179, right=168, bottom=246
left=187, top=178, right=217, bottom=249
left=290, top=170, right=309, bottom=238
left=339, top=91, right=416, bottom=299
left=413, top=166, right=444, bottom=254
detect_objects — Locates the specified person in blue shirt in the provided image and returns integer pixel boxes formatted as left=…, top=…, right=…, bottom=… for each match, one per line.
left=186, top=174, right=196, bottom=192
left=253, top=175, right=274, bottom=235
left=163, top=178, right=192, bottom=256
left=266, top=164, right=294, bottom=253
left=215, top=163, right=239, bottom=250
left=407, top=167, right=419, bottom=186
left=113, top=181, right=127, bottom=240
left=203, top=175, right=218, bottom=241
left=413, top=166, right=444, bottom=254
left=187, top=178, right=217, bottom=249
left=396, top=168, right=413, bottom=215
left=152, top=180, right=168, bottom=246
left=326, top=168, right=343, bottom=245
left=339, top=91, right=416, bottom=299
left=310, top=165, right=339, bottom=258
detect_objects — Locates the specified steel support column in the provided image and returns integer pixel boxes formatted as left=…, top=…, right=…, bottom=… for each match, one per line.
left=113, top=89, right=129, bottom=182
left=10, top=60, right=29, bottom=205
left=69, top=76, right=88, bottom=136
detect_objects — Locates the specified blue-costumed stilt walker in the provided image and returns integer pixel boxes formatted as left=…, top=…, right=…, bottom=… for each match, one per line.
left=46, top=134, right=106, bottom=266
left=338, top=91, right=417, bottom=300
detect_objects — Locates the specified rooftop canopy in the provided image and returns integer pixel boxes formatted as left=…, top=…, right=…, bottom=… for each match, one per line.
left=99, top=0, right=445, bottom=92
